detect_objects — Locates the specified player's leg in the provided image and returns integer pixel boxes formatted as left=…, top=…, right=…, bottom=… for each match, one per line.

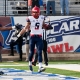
left=36, top=36, right=45, bottom=72
left=0, top=42, right=2, bottom=62
left=32, top=50, right=38, bottom=66
left=28, top=36, right=35, bottom=71
left=25, top=40, right=29, bottom=62
left=43, top=40, right=48, bottom=66
left=8, top=40, right=16, bottom=56
left=0, top=42, right=4, bottom=74
left=0, top=50, right=2, bottom=62
left=17, top=39, right=23, bottom=61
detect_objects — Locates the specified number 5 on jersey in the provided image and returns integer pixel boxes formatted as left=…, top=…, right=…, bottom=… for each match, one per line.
left=35, top=22, right=40, bottom=30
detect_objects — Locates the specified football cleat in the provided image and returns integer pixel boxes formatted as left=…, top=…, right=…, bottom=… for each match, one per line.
left=38, top=67, right=46, bottom=73
left=32, top=62, right=36, bottom=66
left=29, top=65, right=33, bottom=71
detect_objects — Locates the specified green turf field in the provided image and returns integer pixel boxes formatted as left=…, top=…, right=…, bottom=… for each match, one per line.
left=0, top=60, right=80, bottom=78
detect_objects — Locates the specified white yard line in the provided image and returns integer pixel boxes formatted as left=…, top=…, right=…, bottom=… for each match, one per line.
left=44, top=64, right=80, bottom=72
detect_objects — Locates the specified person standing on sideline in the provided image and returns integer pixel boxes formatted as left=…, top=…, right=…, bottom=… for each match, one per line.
left=60, top=0, right=69, bottom=15
left=46, top=0, right=56, bottom=15
left=17, top=6, right=53, bottom=72
left=8, top=24, right=23, bottom=61
left=24, top=30, right=30, bottom=62
left=32, top=0, right=40, bottom=8
left=0, top=24, right=16, bottom=74
left=0, top=24, right=16, bottom=59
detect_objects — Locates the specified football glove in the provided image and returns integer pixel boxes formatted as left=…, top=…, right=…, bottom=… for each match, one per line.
left=47, top=23, right=53, bottom=30
left=15, top=23, right=23, bottom=30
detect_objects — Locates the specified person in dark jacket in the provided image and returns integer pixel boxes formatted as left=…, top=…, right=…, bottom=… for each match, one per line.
left=32, top=0, right=40, bottom=8
left=24, top=30, right=30, bottom=62
left=8, top=24, right=24, bottom=61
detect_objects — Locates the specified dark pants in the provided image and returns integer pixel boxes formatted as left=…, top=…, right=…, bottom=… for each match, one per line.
left=46, top=1, right=55, bottom=15
left=33, top=40, right=48, bottom=64
left=32, top=0, right=40, bottom=8
left=10, top=37, right=23, bottom=60
left=29, top=35, right=43, bottom=62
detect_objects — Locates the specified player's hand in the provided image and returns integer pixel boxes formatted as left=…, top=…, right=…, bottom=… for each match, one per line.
left=12, top=26, right=16, bottom=29
left=47, top=24, right=53, bottom=30
left=13, top=33, right=21, bottom=41
left=15, top=23, right=23, bottom=30
left=13, top=37, right=18, bottom=41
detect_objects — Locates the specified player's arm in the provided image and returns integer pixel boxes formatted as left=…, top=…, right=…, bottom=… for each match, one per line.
left=0, top=23, right=16, bottom=31
left=17, top=21, right=31, bottom=37
left=0, top=27, right=13, bottom=31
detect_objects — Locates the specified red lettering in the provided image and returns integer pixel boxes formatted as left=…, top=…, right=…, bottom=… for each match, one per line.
left=51, top=44, right=63, bottom=52
left=47, top=47, right=51, bottom=53
left=64, top=43, right=73, bottom=52
left=48, top=43, right=74, bottom=53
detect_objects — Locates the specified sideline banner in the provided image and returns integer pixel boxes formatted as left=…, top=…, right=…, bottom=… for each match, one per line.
left=0, top=16, right=14, bottom=49
left=47, top=16, right=80, bottom=52
left=0, top=16, right=80, bottom=53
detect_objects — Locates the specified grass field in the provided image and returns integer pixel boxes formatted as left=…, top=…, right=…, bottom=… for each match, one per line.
left=0, top=60, right=80, bottom=78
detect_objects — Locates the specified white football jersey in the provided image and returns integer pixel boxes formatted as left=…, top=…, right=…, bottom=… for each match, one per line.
left=28, top=15, right=45, bottom=35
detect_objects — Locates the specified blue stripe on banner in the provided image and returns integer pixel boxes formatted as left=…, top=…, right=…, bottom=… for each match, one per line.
left=10, top=17, right=15, bottom=26
left=47, top=36, right=63, bottom=44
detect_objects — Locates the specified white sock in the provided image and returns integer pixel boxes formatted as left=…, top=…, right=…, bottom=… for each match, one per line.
left=29, top=61, right=32, bottom=66
left=39, top=62, right=42, bottom=69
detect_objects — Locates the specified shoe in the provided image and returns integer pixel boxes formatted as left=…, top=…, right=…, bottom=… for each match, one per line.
left=8, top=54, right=14, bottom=56
left=32, top=62, right=36, bottom=66
left=45, top=62, right=48, bottom=66
left=0, top=71, right=4, bottom=75
left=29, top=65, right=33, bottom=71
left=38, top=67, right=46, bottom=73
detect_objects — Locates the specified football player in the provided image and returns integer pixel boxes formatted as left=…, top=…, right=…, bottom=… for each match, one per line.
left=17, top=6, right=52, bottom=73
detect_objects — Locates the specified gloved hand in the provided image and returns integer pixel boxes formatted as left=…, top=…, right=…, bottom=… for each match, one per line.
left=13, top=37, right=19, bottom=41
left=12, top=33, right=21, bottom=41
left=47, top=24, right=53, bottom=30
left=15, top=23, right=23, bottom=30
